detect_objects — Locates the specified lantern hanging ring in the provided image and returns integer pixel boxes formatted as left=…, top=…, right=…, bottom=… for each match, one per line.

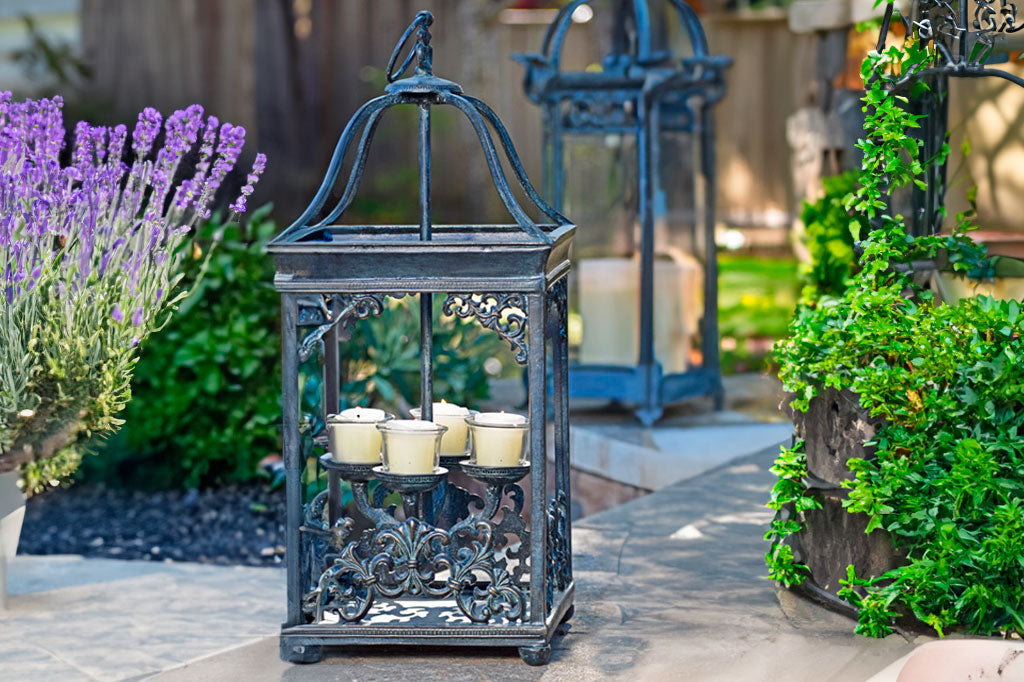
left=387, top=10, right=434, bottom=83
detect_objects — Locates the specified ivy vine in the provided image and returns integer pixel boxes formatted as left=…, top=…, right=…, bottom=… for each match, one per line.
left=769, top=29, right=1024, bottom=638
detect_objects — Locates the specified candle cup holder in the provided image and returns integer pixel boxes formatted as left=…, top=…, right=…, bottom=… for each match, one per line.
left=318, top=455, right=376, bottom=482
left=466, top=413, right=530, bottom=468
left=459, top=460, right=530, bottom=487
left=378, top=419, right=447, bottom=476
left=411, top=405, right=477, bottom=463
left=325, top=409, right=393, bottom=465
left=372, top=466, right=448, bottom=494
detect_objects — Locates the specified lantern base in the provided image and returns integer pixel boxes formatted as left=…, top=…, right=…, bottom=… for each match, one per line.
left=279, top=640, right=323, bottom=664
left=279, top=581, right=573, bottom=665
left=518, top=644, right=551, bottom=666
left=568, top=363, right=723, bottom=426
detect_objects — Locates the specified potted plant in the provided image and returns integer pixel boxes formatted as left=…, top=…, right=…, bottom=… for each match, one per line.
left=767, top=34, right=1024, bottom=639
left=0, top=93, right=264, bottom=606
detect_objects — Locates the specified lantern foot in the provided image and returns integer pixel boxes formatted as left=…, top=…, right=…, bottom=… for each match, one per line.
left=280, top=639, right=323, bottom=664
left=634, top=406, right=663, bottom=427
left=518, top=643, right=551, bottom=666
left=556, top=604, right=575, bottom=635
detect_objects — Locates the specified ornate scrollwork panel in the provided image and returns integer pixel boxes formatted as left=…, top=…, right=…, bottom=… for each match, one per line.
left=490, top=484, right=531, bottom=587
left=546, top=491, right=571, bottom=610
left=443, top=293, right=528, bottom=364
left=974, top=0, right=1024, bottom=36
left=300, top=490, right=355, bottom=618
left=562, top=91, right=637, bottom=131
left=912, top=0, right=1024, bottom=57
left=307, top=516, right=527, bottom=624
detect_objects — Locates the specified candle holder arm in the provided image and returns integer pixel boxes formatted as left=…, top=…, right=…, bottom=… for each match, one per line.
left=351, top=480, right=398, bottom=527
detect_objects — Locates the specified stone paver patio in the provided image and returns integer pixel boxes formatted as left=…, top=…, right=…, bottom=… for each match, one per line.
left=3, top=440, right=923, bottom=681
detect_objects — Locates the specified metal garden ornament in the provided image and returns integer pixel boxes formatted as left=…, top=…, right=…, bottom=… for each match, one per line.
left=268, top=12, right=575, bottom=666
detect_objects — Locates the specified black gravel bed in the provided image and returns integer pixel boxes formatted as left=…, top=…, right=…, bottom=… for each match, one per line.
left=18, top=483, right=287, bottom=566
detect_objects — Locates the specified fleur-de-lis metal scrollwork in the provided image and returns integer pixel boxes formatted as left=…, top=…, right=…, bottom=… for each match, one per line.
left=309, top=511, right=528, bottom=624
left=443, top=293, right=529, bottom=365
left=442, top=520, right=526, bottom=622
left=312, top=518, right=451, bottom=622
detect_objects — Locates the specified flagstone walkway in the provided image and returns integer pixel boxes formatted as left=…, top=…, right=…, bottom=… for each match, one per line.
left=3, top=441, right=922, bottom=681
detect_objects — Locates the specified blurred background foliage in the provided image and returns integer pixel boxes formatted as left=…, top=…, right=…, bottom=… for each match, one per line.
left=718, top=254, right=799, bottom=374
left=797, top=171, right=861, bottom=301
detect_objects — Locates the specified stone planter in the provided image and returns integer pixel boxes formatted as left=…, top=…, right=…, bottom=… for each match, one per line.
left=0, top=471, right=26, bottom=610
left=785, top=388, right=902, bottom=612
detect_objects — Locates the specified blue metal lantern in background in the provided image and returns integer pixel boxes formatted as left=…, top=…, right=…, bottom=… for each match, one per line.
left=517, top=0, right=731, bottom=425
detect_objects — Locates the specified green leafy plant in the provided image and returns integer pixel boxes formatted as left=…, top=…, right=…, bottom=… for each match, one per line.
left=764, top=440, right=819, bottom=586
left=769, top=32, right=1024, bottom=639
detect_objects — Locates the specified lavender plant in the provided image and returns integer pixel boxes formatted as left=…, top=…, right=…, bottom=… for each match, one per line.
left=0, top=93, right=265, bottom=493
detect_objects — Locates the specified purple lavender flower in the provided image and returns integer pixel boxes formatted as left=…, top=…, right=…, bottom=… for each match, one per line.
left=131, top=107, right=162, bottom=158
left=106, top=124, right=127, bottom=165
left=2, top=92, right=264, bottom=357
left=230, top=153, right=267, bottom=213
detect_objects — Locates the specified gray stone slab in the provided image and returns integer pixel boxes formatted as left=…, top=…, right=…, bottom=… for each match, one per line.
left=570, top=421, right=792, bottom=490
left=1, top=556, right=283, bottom=681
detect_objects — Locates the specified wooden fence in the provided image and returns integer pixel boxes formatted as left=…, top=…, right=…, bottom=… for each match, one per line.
left=78, top=0, right=1023, bottom=233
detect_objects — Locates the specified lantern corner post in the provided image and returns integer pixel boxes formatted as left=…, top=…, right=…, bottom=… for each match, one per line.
left=527, top=289, right=549, bottom=629
left=280, top=293, right=307, bottom=634
left=700, top=102, right=724, bottom=412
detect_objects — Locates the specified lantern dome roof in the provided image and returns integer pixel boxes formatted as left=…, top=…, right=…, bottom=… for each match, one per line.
left=269, top=12, right=574, bottom=292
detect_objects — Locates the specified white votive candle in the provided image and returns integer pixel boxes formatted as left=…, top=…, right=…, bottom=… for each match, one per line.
left=411, top=402, right=472, bottom=456
left=468, top=412, right=528, bottom=467
left=326, top=407, right=389, bottom=463
left=379, top=420, right=447, bottom=475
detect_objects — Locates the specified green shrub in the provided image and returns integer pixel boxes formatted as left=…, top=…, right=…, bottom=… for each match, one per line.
left=85, top=208, right=282, bottom=489
left=799, top=171, right=863, bottom=301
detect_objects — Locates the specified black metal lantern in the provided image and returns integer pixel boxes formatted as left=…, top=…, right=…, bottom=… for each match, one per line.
left=517, top=0, right=731, bottom=425
left=874, top=0, right=1024, bottom=239
left=268, top=13, right=574, bottom=666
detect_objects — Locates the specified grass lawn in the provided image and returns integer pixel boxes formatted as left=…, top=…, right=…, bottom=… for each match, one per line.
left=718, top=254, right=799, bottom=374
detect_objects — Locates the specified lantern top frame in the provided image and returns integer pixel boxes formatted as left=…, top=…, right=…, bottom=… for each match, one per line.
left=268, top=11, right=575, bottom=294
left=875, top=0, right=1024, bottom=90
left=515, top=0, right=731, bottom=134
